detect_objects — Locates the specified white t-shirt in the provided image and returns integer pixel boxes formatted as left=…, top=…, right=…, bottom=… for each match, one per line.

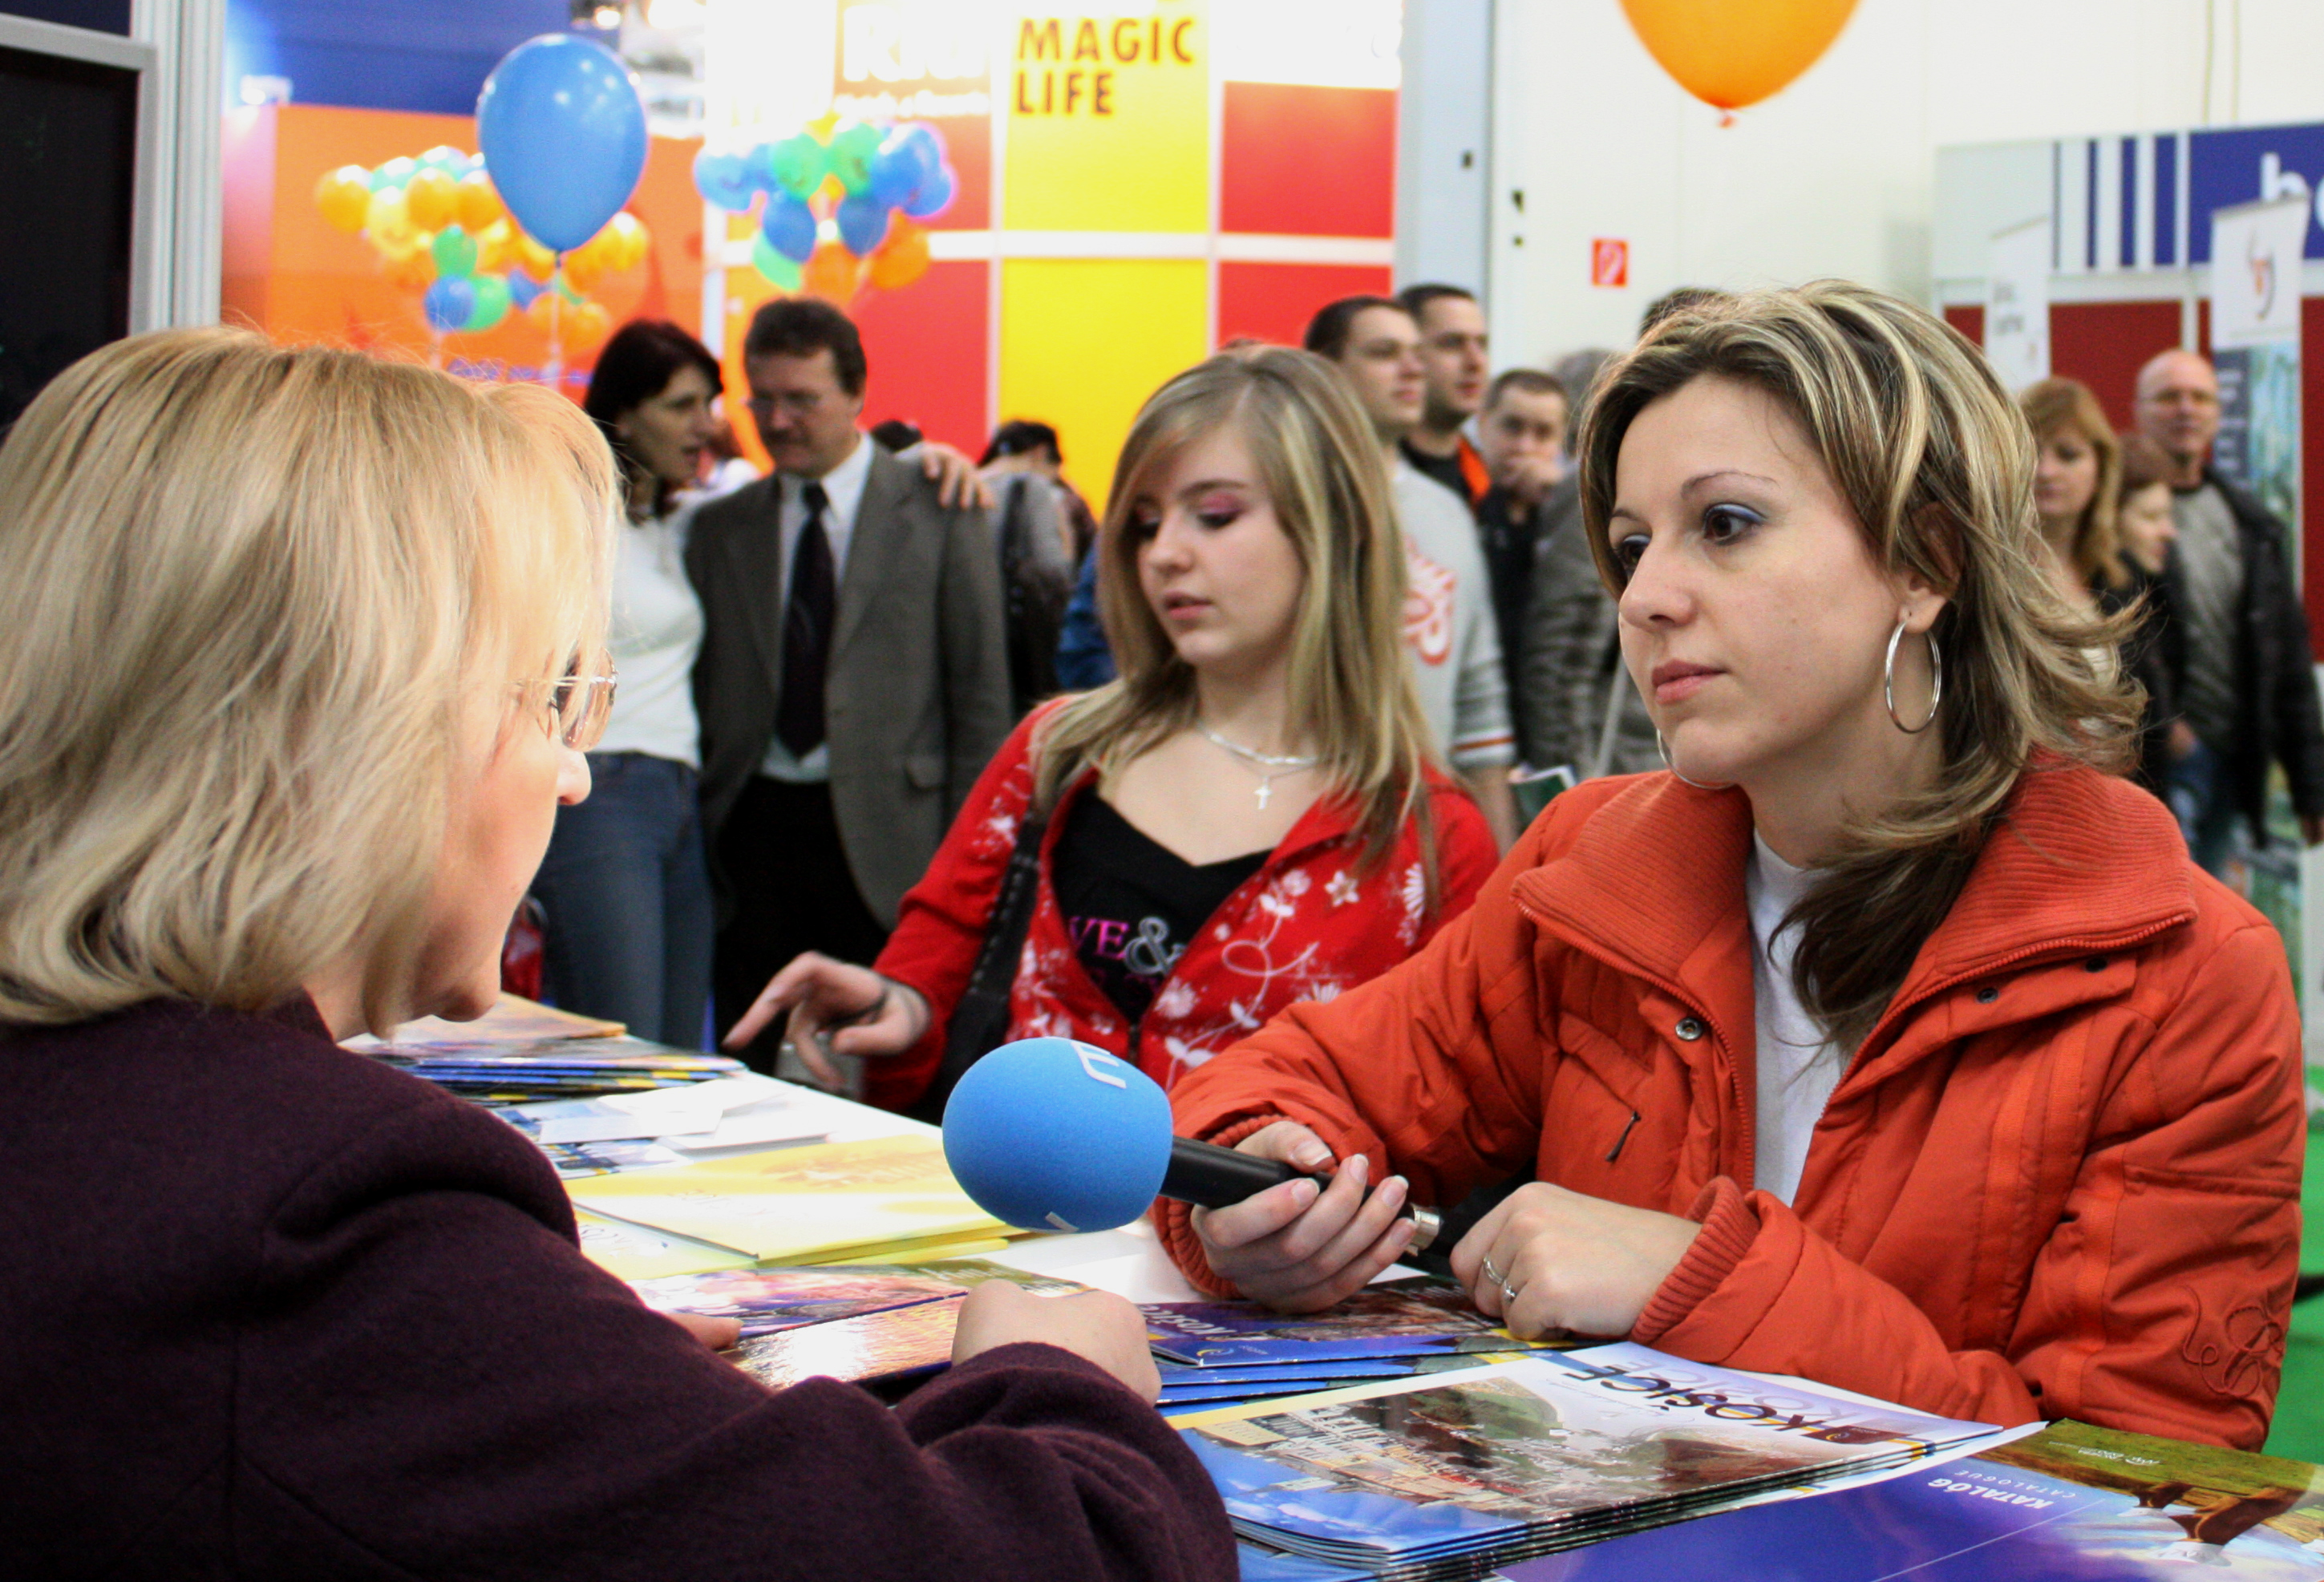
left=1391, top=462, right=1516, bottom=772
left=596, top=500, right=707, bottom=768
left=1744, top=833, right=1844, bottom=1204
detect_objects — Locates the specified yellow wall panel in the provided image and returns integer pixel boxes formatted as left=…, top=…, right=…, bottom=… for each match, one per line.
left=1002, top=2, right=1209, bottom=233
left=999, top=257, right=1209, bottom=508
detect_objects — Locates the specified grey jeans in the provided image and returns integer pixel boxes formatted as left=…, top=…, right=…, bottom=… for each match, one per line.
left=531, top=752, right=715, bottom=1049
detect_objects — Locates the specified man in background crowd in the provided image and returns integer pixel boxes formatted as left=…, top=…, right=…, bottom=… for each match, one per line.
left=1471, top=368, right=1569, bottom=751
left=1306, top=295, right=1518, bottom=847
left=1395, top=282, right=1493, bottom=512
left=687, top=297, right=1013, bottom=1069
left=1515, top=294, right=1719, bottom=783
left=2132, top=347, right=2324, bottom=870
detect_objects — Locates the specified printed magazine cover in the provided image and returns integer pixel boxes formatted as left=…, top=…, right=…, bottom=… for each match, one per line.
left=727, top=1260, right=1089, bottom=1389
left=1147, top=1282, right=1559, bottom=1366
left=1500, top=1419, right=2324, bottom=1579
left=1178, top=1345, right=1994, bottom=1577
left=628, top=1265, right=969, bottom=1337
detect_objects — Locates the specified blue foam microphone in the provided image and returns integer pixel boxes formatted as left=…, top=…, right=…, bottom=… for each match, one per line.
left=940, top=1037, right=1439, bottom=1248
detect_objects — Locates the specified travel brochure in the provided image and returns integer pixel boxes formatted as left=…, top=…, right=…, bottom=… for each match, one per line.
left=1145, top=1284, right=1561, bottom=1368
left=1176, top=1344, right=1998, bottom=1580
left=1496, top=1418, right=2324, bottom=1579
left=724, top=1260, right=1091, bottom=1390
left=628, top=1264, right=969, bottom=1337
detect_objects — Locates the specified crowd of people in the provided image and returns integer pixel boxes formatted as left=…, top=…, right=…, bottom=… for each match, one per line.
left=1, top=273, right=2313, bottom=1571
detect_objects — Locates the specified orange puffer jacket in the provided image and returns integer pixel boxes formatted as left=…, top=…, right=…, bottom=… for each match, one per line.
left=1159, top=763, right=2304, bottom=1449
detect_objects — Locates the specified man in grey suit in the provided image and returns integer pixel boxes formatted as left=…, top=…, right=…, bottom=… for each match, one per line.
left=686, top=297, right=1012, bottom=1056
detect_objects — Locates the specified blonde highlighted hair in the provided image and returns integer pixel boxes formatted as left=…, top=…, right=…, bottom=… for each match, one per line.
left=0, top=328, right=616, bottom=1034
left=2018, top=376, right=2128, bottom=589
left=1034, top=346, right=1441, bottom=884
left=1577, top=282, right=2142, bottom=1049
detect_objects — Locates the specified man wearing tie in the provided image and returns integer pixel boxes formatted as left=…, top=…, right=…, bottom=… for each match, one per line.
left=686, top=298, right=1013, bottom=1062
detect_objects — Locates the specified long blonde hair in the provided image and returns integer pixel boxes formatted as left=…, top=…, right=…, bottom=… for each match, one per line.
left=1034, top=346, right=1440, bottom=879
left=2018, top=376, right=2129, bottom=589
left=0, top=328, right=616, bottom=1034
left=1577, top=282, right=2142, bottom=1049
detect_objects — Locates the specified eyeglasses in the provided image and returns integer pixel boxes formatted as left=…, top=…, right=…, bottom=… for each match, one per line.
left=517, top=662, right=618, bottom=751
left=745, top=390, right=825, bottom=419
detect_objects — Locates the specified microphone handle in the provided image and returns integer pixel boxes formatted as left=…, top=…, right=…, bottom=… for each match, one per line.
left=1160, top=1136, right=1441, bottom=1252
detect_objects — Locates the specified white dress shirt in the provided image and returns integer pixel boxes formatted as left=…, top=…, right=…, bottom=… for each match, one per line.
left=759, top=432, right=874, bottom=783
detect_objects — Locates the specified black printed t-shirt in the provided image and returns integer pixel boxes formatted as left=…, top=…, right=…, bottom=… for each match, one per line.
left=1049, top=793, right=1270, bottom=1024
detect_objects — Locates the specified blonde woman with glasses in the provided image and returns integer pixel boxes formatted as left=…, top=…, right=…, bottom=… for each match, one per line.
left=1156, top=284, right=2300, bottom=1451
left=0, top=330, right=1234, bottom=1578
left=728, top=346, right=1500, bottom=1114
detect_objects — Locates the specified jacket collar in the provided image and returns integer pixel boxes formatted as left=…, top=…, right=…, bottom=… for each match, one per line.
left=1512, top=763, right=2198, bottom=1061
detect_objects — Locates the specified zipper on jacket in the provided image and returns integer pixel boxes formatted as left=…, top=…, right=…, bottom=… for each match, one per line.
left=1605, top=1110, right=1641, bottom=1164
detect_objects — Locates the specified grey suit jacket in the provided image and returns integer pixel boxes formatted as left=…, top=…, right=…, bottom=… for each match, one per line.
left=685, top=443, right=1014, bottom=926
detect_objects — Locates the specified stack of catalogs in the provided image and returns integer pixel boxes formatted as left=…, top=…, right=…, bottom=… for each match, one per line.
left=1146, top=1281, right=1555, bottom=1414
left=345, top=993, right=743, bottom=1103
left=1176, top=1344, right=1996, bottom=1580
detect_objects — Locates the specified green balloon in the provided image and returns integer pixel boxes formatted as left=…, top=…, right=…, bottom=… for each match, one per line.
left=419, top=144, right=468, bottom=172
left=751, top=234, right=803, bottom=289
left=766, top=133, right=828, bottom=200
left=464, top=273, right=512, bottom=333
left=370, top=156, right=419, bottom=192
left=828, top=123, right=883, bottom=196
left=431, top=225, right=479, bottom=278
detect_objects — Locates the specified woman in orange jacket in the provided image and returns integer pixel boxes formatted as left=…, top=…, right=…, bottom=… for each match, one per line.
left=1159, top=281, right=2303, bottom=1451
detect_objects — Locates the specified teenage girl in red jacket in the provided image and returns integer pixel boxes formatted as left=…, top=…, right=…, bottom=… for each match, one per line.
left=1161, top=283, right=2302, bottom=1451
left=727, top=346, right=1499, bottom=1107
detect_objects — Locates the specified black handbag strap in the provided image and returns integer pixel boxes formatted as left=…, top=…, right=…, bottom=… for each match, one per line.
left=913, top=808, right=1050, bottom=1122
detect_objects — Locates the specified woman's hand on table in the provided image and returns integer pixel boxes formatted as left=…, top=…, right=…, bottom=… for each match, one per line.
left=663, top=1311, right=743, bottom=1351
left=721, top=953, right=929, bottom=1086
left=951, top=1281, right=1161, bottom=1402
left=1188, top=1121, right=1416, bottom=1313
left=1450, top=1181, right=1702, bottom=1340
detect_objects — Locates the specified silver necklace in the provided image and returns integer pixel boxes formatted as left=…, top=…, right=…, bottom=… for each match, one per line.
left=1196, top=722, right=1319, bottom=810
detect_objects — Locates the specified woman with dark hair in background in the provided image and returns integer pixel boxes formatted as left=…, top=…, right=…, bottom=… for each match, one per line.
left=530, top=319, right=727, bottom=1046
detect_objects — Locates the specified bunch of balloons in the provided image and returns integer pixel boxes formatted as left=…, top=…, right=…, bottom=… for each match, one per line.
left=692, top=116, right=954, bottom=304
left=312, top=146, right=647, bottom=353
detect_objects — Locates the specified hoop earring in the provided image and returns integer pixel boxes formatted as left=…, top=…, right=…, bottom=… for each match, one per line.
left=1884, top=619, right=1943, bottom=734
left=1656, top=730, right=1732, bottom=790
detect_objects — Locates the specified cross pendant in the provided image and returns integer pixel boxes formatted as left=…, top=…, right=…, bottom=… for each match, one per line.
left=1255, top=779, right=1273, bottom=809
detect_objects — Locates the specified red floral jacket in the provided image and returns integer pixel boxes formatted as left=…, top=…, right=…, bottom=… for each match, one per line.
left=865, top=704, right=1500, bottom=1110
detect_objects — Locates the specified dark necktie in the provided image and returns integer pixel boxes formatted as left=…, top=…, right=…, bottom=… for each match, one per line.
left=776, top=479, right=835, bottom=757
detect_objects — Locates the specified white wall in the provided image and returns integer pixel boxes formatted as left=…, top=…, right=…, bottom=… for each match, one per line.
left=1480, top=0, right=2324, bottom=368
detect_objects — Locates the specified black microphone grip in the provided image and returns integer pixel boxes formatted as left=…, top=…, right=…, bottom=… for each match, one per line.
left=1160, top=1136, right=1441, bottom=1251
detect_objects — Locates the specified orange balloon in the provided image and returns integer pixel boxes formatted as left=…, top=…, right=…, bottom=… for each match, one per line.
left=526, top=292, right=561, bottom=332
left=314, top=165, right=373, bottom=233
left=801, top=241, right=860, bottom=303
left=455, top=172, right=504, bottom=233
left=605, top=211, right=649, bottom=272
left=383, top=248, right=436, bottom=292
left=515, top=234, right=558, bottom=281
left=1617, top=0, right=1858, bottom=111
left=476, top=219, right=514, bottom=273
left=568, top=301, right=612, bottom=353
left=561, top=251, right=605, bottom=295
left=404, top=165, right=458, bottom=233
left=867, top=220, right=930, bottom=292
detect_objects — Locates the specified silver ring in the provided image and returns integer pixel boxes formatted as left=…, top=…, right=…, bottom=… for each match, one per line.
left=1480, top=1256, right=1504, bottom=1287
left=1502, top=1281, right=1520, bottom=1309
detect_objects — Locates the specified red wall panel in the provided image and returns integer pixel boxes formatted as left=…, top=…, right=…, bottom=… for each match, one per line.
left=1942, top=304, right=1982, bottom=346
left=2047, top=300, right=2182, bottom=430
left=1219, top=82, right=1395, bottom=238
left=1217, top=261, right=1393, bottom=351
left=852, top=259, right=990, bottom=453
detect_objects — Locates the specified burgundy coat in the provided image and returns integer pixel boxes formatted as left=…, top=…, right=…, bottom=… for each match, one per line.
left=0, top=997, right=1234, bottom=1580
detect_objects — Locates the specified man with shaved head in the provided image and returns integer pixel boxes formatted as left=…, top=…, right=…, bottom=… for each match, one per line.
left=2132, top=347, right=2324, bottom=870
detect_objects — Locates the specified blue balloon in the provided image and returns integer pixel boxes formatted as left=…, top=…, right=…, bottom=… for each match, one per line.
left=693, top=148, right=758, bottom=212
left=835, top=192, right=893, bottom=258
left=505, top=269, right=544, bottom=310
left=759, top=192, right=819, bottom=264
left=423, top=277, right=476, bottom=334
left=865, top=139, right=921, bottom=210
left=901, top=160, right=956, bottom=221
left=476, top=34, right=647, bottom=254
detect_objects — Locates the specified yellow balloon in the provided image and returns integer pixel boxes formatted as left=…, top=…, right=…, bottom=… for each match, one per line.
left=516, top=234, right=557, bottom=281
left=1617, top=0, right=1858, bottom=111
left=383, top=247, right=436, bottom=292
left=605, top=211, right=649, bottom=272
left=404, top=166, right=458, bottom=233
left=366, top=188, right=417, bottom=254
left=476, top=218, right=514, bottom=273
left=455, top=171, right=504, bottom=234
left=314, top=165, right=373, bottom=233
